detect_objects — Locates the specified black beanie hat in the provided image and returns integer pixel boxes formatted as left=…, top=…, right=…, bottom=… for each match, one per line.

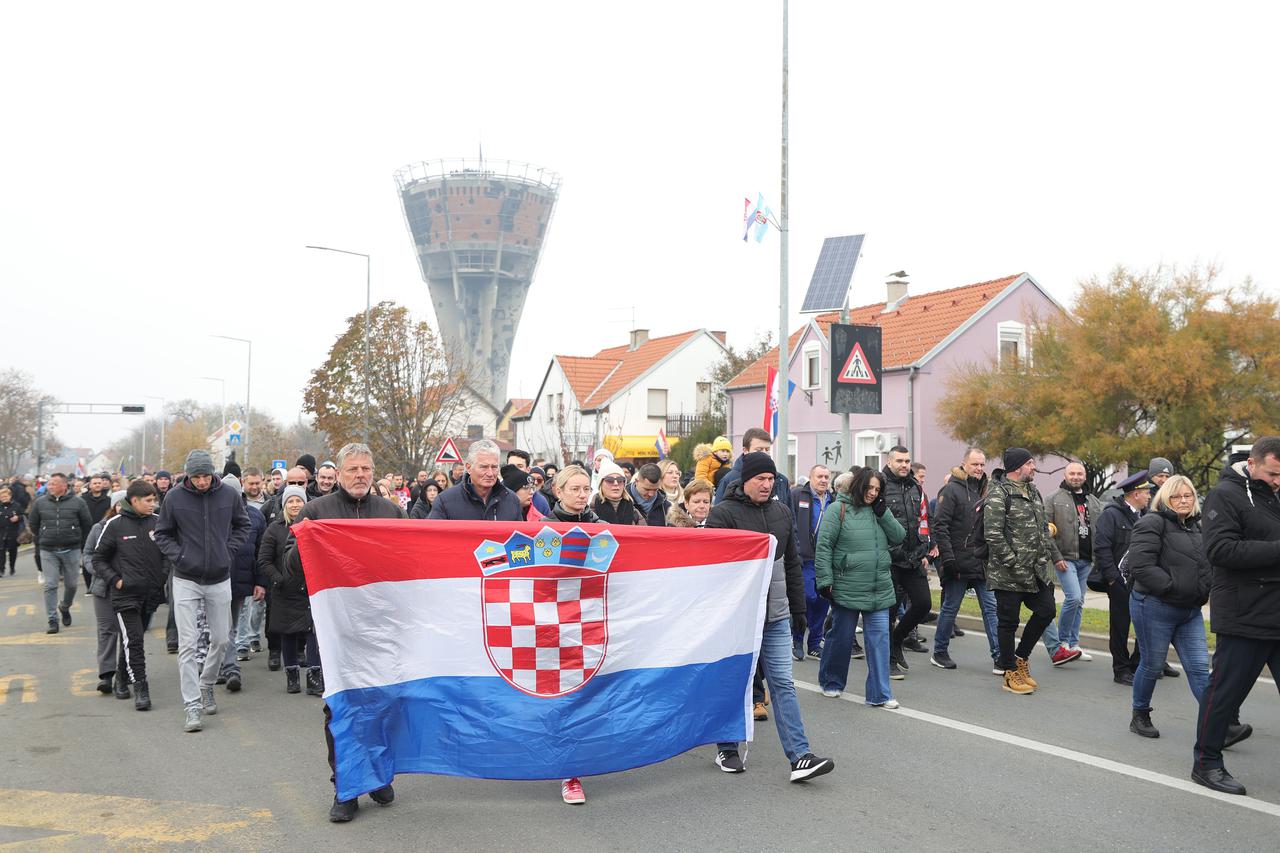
left=296, top=454, right=317, bottom=476
left=1002, top=447, right=1033, bottom=472
left=740, top=451, right=777, bottom=483
left=500, top=464, right=532, bottom=493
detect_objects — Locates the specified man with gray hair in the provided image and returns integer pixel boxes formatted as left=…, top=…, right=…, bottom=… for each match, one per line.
left=154, top=450, right=252, bottom=732
left=428, top=438, right=522, bottom=521
left=283, top=442, right=406, bottom=823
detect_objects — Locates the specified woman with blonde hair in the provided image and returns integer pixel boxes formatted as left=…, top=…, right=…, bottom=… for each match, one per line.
left=657, top=459, right=683, bottom=506
left=1124, top=474, right=1220, bottom=739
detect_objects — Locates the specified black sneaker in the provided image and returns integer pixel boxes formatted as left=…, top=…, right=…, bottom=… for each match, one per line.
left=268, top=650, right=282, bottom=671
left=96, top=675, right=113, bottom=694
left=226, top=671, right=242, bottom=693
left=236, top=648, right=251, bottom=662
left=791, top=639, right=804, bottom=662
left=850, top=642, right=865, bottom=660
left=1161, top=663, right=1180, bottom=678
left=60, top=605, right=71, bottom=626
left=329, top=796, right=359, bottom=822
left=715, top=749, right=746, bottom=773
left=1114, top=671, right=1135, bottom=685
left=1191, top=767, right=1246, bottom=796
left=902, top=635, right=929, bottom=654
left=806, top=648, right=822, bottom=660
left=952, top=626, right=965, bottom=638
left=369, top=784, right=395, bottom=806
left=789, top=753, right=834, bottom=783
left=921, top=611, right=938, bottom=624
left=890, top=660, right=906, bottom=681
left=46, top=619, right=59, bottom=634
left=930, top=651, right=957, bottom=670
left=250, top=640, right=262, bottom=653
left=890, top=645, right=910, bottom=672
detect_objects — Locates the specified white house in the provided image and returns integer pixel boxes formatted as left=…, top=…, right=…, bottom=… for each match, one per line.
left=513, top=329, right=729, bottom=463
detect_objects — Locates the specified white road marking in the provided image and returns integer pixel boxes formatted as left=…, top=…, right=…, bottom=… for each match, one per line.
left=795, top=678, right=1280, bottom=819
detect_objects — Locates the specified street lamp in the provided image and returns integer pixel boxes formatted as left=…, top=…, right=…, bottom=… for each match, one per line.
left=306, top=245, right=370, bottom=444
left=211, top=335, right=252, bottom=466
left=142, top=395, right=165, bottom=472
left=200, top=376, right=227, bottom=439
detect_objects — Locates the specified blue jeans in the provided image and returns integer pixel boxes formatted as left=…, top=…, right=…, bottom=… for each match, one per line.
left=933, top=577, right=998, bottom=663
left=40, top=548, right=79, bottom=620
left=719, top=618, right=810, bottom=762
left=819, top=605, right=891, bottom=704
left=1056, top=559, right=1092, bottom=648
left=794, top=562, right=830, bottom=653
left=235, top=597, right=265, bottom=649
left=1130, top=589, right=1209, bottom=711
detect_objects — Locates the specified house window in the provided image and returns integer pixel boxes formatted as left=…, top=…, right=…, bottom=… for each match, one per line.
left=803, top=343, right=821, bottom=391
left=546, top=394, right=555, bottom=422
left=856, top=431, right=882, bottom=471
left=647, top=388, right=668, bottom=418
left=467, top=424, right=484, bottom=439
left=998, top=321, right=1028, bottom=366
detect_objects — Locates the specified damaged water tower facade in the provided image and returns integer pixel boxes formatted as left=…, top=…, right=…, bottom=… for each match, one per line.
left=395, top=159, right=561, bottom=409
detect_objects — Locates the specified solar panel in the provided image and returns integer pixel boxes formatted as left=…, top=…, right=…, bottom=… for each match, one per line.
left=800, top=234, right=864, bottom=313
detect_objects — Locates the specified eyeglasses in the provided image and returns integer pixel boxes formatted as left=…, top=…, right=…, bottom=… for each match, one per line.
left=601, top=476, right=626, bottom=485
left=531, top=476, right=544, bottom=485
left=1170, top=493, right=1196, bottom=502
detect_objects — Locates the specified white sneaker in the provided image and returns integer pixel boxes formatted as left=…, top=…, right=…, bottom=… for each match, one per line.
left=992, top=666, right=1005, bottom=676
left=821, top=689, right=841, bottom=698
left=1071, top=646, right=1093, bottom=661
left=878, top=699, right=900, bottom=710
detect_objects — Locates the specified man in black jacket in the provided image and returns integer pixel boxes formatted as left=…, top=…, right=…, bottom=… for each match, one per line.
left=930, top=448, right=1000, bottom=672
left=29, top=473, right=93, bottom=633
left=284, top=443, right=405, bottom=823
left=714, top=428, right=793, bottom=506
left=1094, top=471, right=1151, bottom=684
left=154, top=450, right=252, bottom=733
left=705, top=452, right=834, bottom=784
left=428, top=439, right=522, bottom=521
left=789, top=465, right=833, bottom=660
left=881, top=446, right=931, bottom=674
left=1192, top=437, right=1280, bottom=796
left=82, top=474, right=112, bottom=524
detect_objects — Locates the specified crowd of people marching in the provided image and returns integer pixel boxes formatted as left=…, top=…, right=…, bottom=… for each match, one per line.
left=6, top=427, right=1280, bottom=817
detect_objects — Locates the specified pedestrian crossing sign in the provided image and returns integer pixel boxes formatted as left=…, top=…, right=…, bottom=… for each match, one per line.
left=837, top=342, right=876, bottom=385
left=435, top=437, right=463, bottom=465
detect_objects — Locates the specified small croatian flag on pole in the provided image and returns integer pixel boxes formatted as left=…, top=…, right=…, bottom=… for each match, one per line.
left=293, top=520, right=775, bottom=801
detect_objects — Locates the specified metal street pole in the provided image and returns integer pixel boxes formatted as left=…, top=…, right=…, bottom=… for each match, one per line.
left=212, top=336, right=252, bottom=466
left=144, top=395, right=165, bottom=471
left=776, top=0, right=791, bottom=477
left=306, top=245, right=371, bottom=444
left=35, top=400, right=44, bottom=476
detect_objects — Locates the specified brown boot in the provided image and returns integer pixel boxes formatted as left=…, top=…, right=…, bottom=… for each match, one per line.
left=1003, top=668, right=1035, bottom=695
left=1016, top=656, right=1038, bottom=689
left=753, top=701, right=768, bottom=721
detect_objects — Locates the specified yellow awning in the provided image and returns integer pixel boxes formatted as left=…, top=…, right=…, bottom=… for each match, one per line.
left=602, top=435, right=682, bottom=459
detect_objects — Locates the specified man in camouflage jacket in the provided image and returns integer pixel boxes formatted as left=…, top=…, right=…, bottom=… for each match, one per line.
left=985, top=448, right=1059, bottom=694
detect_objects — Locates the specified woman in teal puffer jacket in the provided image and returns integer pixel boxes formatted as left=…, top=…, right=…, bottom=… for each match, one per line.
left=815, top=467, right=905, bottom=706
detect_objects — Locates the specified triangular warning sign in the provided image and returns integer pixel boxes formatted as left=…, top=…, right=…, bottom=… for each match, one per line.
left=837, top=342, right=877, bottom=385
left=435, top=437, right=463, bottom=465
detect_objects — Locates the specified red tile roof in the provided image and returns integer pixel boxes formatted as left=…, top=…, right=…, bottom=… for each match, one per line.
left=553, top=330, right=709, bottom=410
left=726, top=274, right=1024, bottom=389
left=507, top=398, right=534, bottom=418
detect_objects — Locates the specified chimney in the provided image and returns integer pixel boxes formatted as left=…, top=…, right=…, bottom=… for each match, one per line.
left=884, top=271, right=909, bottom=312
left=629, top=329, right=649, bottom=351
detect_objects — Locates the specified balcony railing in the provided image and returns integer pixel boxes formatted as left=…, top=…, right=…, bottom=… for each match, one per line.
left=665, top=413, right=718, bottom=438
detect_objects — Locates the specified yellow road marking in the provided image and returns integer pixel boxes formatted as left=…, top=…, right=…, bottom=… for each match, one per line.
left=70, top=668, right=101, bottom=697
left=0, top=674, right=37, bottom=703
left=0, top=632, right=89, bottom=646
left=6, top=604, right=35, bottom=616
left=0, top=789, right=273, bottom=845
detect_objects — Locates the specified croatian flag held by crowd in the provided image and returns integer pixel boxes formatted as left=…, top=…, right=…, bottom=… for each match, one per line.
left=294, top=520, right=775, bottom=801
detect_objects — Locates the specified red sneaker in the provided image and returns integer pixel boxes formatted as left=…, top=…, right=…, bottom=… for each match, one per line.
left=561, top=777, right=585, bottom=805
left=1051, top=646, right=1082, bottom=667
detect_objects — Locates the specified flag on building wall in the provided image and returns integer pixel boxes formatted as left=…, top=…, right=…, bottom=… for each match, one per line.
left=294, top=520, right=775, bottom=801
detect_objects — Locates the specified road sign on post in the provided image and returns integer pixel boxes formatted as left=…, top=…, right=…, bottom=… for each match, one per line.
left=435, top=437, right=463, bottom=465
left=271, top=460, right=287, bottom=471
left=829, top=323, right=882, bottom=415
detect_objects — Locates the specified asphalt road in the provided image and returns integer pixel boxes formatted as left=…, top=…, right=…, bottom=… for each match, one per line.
left=2, top=547, right=1278, bottom=852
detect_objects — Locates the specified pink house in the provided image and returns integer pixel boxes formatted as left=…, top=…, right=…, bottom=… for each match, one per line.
left=725, top=273, right=1067, bottom=491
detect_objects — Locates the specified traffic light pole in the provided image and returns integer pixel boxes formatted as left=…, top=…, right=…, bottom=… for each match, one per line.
left=33, top=403, right=146, bottom=476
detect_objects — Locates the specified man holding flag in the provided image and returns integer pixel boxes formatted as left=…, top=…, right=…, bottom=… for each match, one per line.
left=284, top=442, right=405, bottom=823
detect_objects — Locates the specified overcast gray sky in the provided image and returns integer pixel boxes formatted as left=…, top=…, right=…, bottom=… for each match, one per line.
left=5, top=1, right=1278, bottom=453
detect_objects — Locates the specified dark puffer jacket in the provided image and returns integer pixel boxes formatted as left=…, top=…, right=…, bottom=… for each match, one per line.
left=230, top=504, right=267, bottom=599
left=28, top=491, right=93, bottom=550
left=1094, top=497, right=1143, bottom=585
left=880, top=466, right=927, bottom=576
left=1126, top=507, right=1210, bottom=609
left=428, top=476, right=522, bottom=521
left=1202, top=460, right=1280, bottom=639
left=542, top=504, right=602, bottom=524
left=260, top=517, right=312, bottom=635
left=933, top=466, right=988, bottom=581
left=153, top=476, right=252, bottom=585
left=284, top=484, right=406, bottom=580
left=591, top=494, right=644, bottom=525
left=706, top=481, right=804, bottom=625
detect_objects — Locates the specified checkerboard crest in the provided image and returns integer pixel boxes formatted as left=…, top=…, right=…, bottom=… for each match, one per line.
left=475, top=526, right=618, bottom=697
